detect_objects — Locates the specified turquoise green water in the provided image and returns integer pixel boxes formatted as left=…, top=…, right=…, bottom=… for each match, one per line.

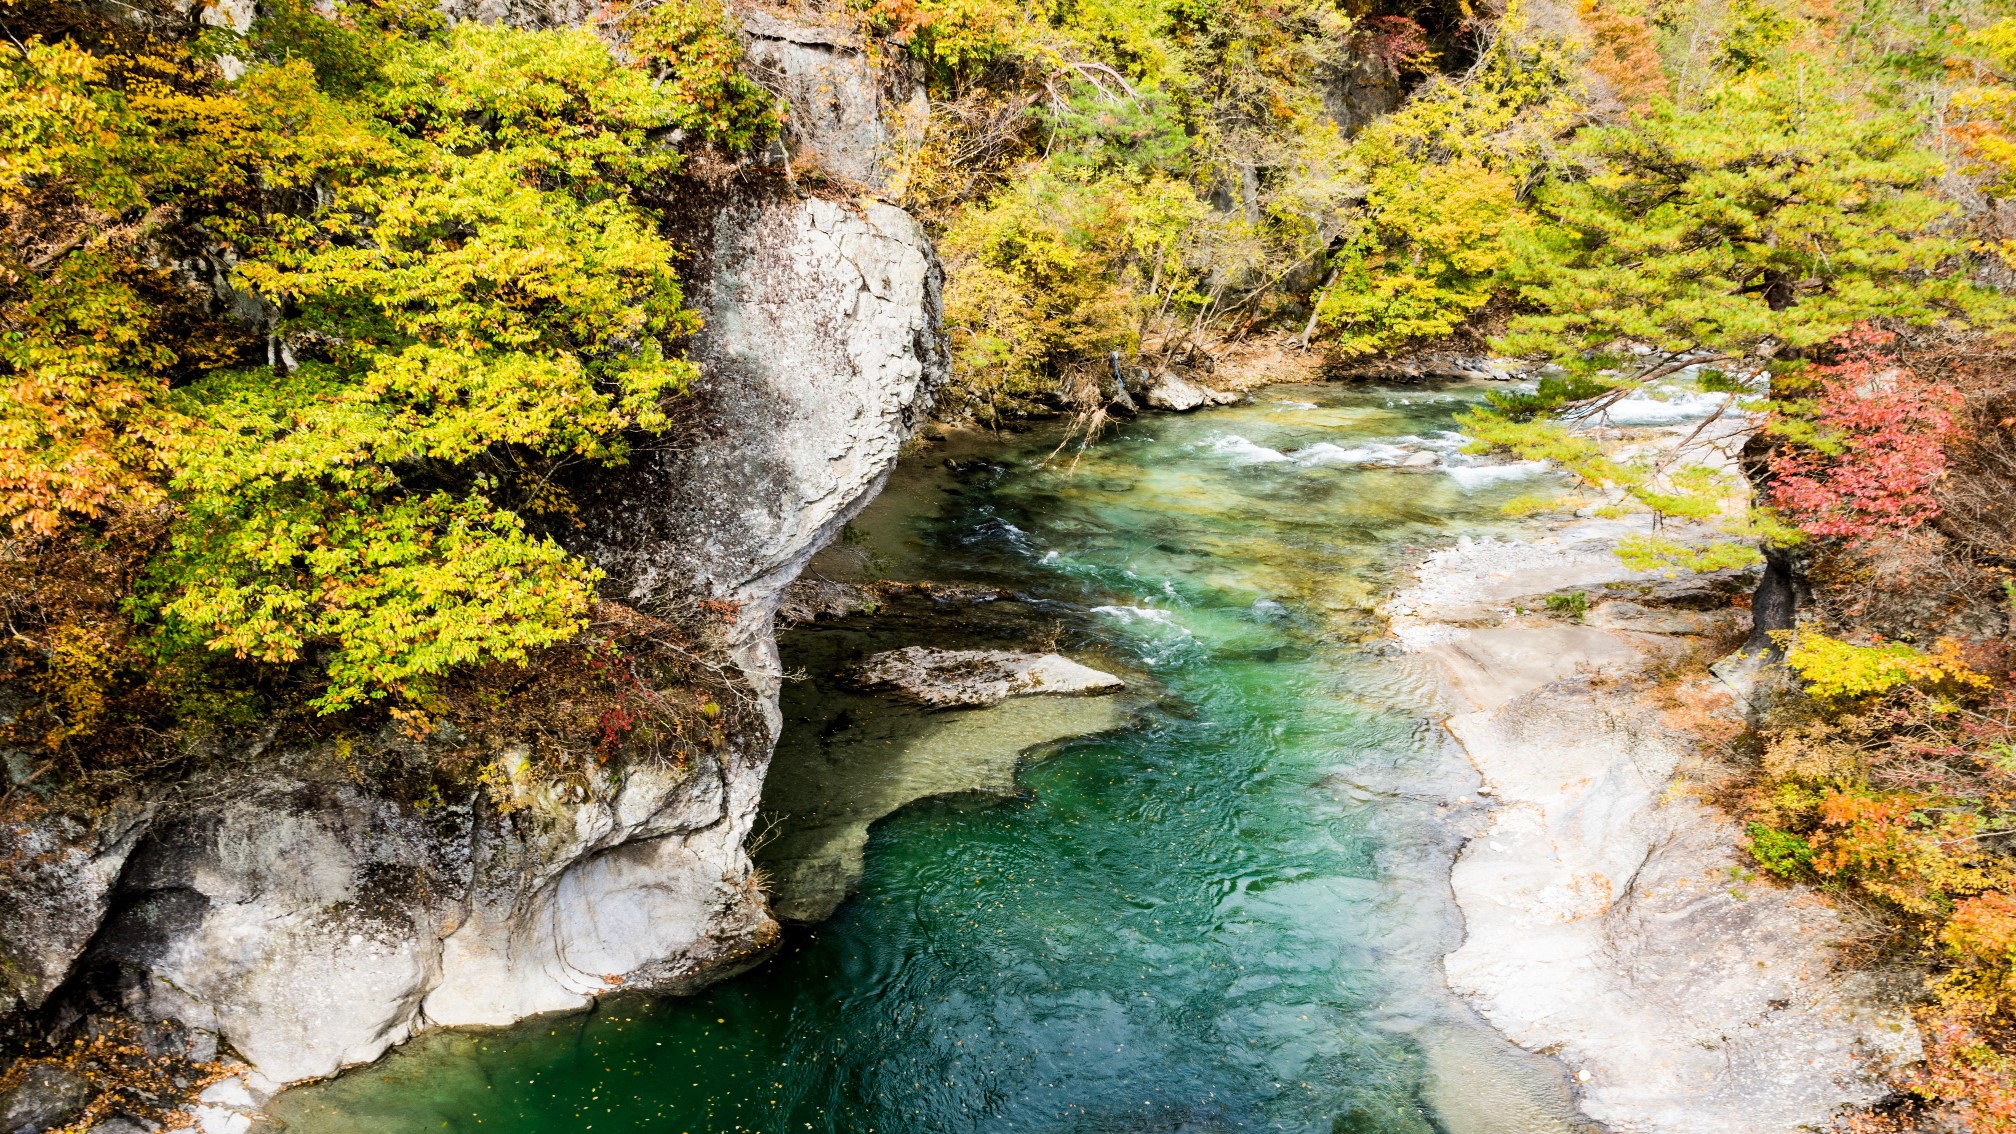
left=272, top=384, right=1584, bottom=1134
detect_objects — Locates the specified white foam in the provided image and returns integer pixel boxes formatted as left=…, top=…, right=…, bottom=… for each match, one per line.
left=1290, top=441, right=1409, bottom=467
left=1091, top=604, right=1179, bottom=624
left=1202, top=434, right=1292, bottom=464
left=1592, top=389, right=1735, bottom=427
left=1443, top=461, right=1549, bottom=489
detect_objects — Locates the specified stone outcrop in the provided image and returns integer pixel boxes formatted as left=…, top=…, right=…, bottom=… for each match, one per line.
left=1321, top=48, right=1405, bottom=136
left=737, top=8, right=928, bottom=193
left=845, top=647, right=1124, bottom=709
left=1, top=0, right=948, bottom=1105
left=1391, top=524, right=1920, bottom=1132
left=3, top=186, right=944, bottom=1090
left=0, top=806, right=152, bottom=1021
left=1143, top=371, right=1244, bottom=412
left=572, top=188, right=945, bottom=717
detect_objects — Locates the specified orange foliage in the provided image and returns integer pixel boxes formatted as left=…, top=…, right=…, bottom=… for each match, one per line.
left=1904, top=1012, right=2016, bottom=1133
left=1579, top=0, right=1669, bottom=111
left=1807, top=789, right=2013, bottom=919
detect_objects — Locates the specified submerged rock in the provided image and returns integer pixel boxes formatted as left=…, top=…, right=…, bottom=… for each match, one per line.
left=847, top=647, right=1124, bottom=708
left=756, top=689, right=1131, bottom=923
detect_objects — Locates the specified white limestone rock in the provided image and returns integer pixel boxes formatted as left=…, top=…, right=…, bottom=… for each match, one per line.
left=1389, top=520, right=1920, bottom=1134
left=1144, top=372, right=1242, bottom=412
left=848, top=647, right=1125, bottom=709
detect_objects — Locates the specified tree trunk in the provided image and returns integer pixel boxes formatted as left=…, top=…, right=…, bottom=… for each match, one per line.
left=1743, top=544, right=1798, bottom=656
left=1738, top=408, right=1798, bottom=656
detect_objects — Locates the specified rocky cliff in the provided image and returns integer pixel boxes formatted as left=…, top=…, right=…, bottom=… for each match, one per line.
left=0, top=12, right=945, bottom=1093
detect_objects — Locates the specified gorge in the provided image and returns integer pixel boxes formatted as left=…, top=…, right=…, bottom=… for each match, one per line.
left=5, top=0, right=2014, bottom=1130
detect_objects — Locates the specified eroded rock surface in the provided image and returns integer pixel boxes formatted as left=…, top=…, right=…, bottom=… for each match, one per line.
left=1391, top=528, right=1920, bottom=1133
left=1144, top=371, right=1244, bottom=412
left=737, top=8, right=928, bottom=192
left=573, top=188, right=945, bottom=714
left=0, top=805, right=151, bottom=1019
left=847, top=647, right=1125, bottom=708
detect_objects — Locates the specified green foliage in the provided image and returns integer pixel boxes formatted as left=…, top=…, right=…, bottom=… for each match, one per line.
left=1044, top=83, right=1192, bottom=176
left=617, top=0, right=778, bottom=150
left=1316, top=156, right=1518, bottom=355
left=904, top=0, right=1362, bottom=418
left=941, top=168, right=1209, bottom=418
left=1500, top=66, right=1973, bottom=366
left=0, top=0, right=769, bottom=713
left=1782, top=633, right=1991, bottom=702
left=1745, top=821, right=1815, bottom=879
left=1714, top=0, right=1798, bottom=73
left=1612, top=533, right=1764, bottom=572
left=1482, top=372, right=1615, bottom=421
left=1450, top=10, right=2005, bottom=574
left=1544, top=591, right=1589, bottom=618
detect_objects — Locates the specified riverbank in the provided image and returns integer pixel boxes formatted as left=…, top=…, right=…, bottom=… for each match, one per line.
left=1388, top=408, right=1924, bottom=1131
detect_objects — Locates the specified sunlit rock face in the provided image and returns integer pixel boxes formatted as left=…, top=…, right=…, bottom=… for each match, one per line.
left=572, top=190, right=946, bottom=716
left=6, top=10, right=946, bottom=1083
left=737, top=8, right=929, bottom=192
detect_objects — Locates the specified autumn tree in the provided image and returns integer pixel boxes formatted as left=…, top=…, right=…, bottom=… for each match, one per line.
left=0, top=0, right=772, bottom=726
left=1463, top=53, right=1993, bottom=577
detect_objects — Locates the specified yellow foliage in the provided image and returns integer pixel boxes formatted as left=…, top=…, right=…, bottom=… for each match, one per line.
left=1782, top=633, right=1992, bottom=701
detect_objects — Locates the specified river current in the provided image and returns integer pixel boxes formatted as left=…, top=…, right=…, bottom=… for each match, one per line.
left=273, top=383, right=1590, bottom=1134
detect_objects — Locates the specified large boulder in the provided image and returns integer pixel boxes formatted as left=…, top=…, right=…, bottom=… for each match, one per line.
left=571, top=187, right=947, bottom=719
left=737, top=8, right=929, bottom=192
left=0, top=805, right=151, bottom=1019
left=1144, top=371, right=1242, bottom=412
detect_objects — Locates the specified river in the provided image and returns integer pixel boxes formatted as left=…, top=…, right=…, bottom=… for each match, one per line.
left=271, top=382, right=1591, bottom=1134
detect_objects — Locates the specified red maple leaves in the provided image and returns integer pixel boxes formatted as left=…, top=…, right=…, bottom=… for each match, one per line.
left=1768, top=326, right=1964, bottom=542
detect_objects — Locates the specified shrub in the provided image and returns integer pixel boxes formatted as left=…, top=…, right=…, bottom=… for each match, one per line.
left=1544, top=591, right=1589, bottom=618
left=1745, top=822, right=1815, bottom=879
left=0, top=0, right=771, bottom=742
left=1783, top=633, right=1990, bottom=703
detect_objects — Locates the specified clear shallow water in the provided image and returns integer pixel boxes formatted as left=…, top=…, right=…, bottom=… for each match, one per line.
left=273, top=384, right=1587, bottom=1134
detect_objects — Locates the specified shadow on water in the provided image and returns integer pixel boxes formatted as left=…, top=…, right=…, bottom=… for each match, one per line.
left=271, top=384, right=1595, bottom=1134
